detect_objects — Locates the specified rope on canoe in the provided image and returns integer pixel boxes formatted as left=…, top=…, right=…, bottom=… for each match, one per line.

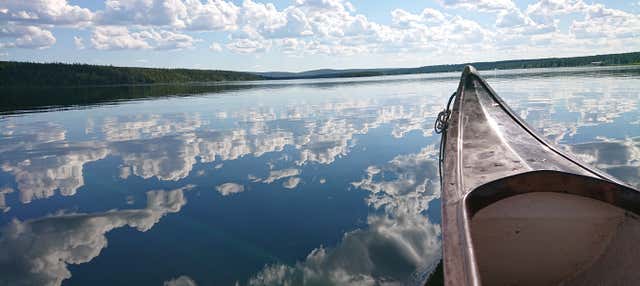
left=435, top=92, right=457, bottom=188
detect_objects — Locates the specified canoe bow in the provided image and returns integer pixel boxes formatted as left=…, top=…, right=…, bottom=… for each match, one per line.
left=440, top=66, right=640, bottom=286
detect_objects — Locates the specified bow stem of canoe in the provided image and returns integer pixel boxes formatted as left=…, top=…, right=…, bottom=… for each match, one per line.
left=439, top=66, right=640, bottom=286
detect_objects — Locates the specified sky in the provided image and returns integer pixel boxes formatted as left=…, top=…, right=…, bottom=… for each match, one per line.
left=0, top=0, right=639, bottom=72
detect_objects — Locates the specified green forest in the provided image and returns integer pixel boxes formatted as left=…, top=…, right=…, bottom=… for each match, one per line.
left=413, top=51, right=640, bottom=74
left=1, top=51, right=639, bottom=86
left=266, top=51, right=640, bottom=79
left=0, top=61, right=264, bottom=86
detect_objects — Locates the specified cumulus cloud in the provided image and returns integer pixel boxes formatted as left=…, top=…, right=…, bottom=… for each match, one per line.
left=0, top=185, right=193, bottom=286
left=226, top=38, right=268, bottom=53
left=236, top=0, right=312, bottom=39
left=1, top=0, right=636, bottom=56
left=526, top=0, right=587, bottom=24
left=90, top=26, right=150, bottom=50
left=439, top=0, right=516, bottom=12
left=0, top=0, right=640, bottom=59
left=0, top=0, right=93, bottom=26
left=391, top=8, right=446, bottom=27
left=90, top=26, right=198, bottom=50
left=216, top=182, right=245, bottom=196
left=0, top=24, right=56, bottom=49
left=184, top=0, right=239, bottom=31
left=96, top=0, right=238, bottom=31
left=570, top=4, right=640, bottom=39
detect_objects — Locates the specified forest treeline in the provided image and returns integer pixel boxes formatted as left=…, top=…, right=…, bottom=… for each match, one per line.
left=1, top=51, right=639, bottom=86
left=260, top=51, right=640, bottom=79
left=0, top=61, right=264, bottom=86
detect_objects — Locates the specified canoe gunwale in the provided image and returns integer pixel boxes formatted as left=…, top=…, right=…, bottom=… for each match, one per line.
left=440, top=65, right=640, bottom=286
left=457, top=66, right=631, bottom=188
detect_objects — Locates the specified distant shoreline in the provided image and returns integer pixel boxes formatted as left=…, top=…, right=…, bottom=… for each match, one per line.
left=1, top=51, right=639, bottom=87
left=258, top=51, right=640, bottom=80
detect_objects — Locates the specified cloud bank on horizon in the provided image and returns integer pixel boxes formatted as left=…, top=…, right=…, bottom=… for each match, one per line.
left=0, top=0, right=639, bottom=71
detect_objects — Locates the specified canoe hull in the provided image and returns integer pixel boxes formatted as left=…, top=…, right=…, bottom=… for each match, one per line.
left=440, top=66, right=640, bottom=285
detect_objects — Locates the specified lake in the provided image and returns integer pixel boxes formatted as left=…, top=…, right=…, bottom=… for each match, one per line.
left=1, top=66, right=640, bottom=286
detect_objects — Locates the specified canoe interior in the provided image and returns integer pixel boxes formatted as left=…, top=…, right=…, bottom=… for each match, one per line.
left=440, top=66, right=640, bottom=285
left=468, top=171, right=640, bottom=286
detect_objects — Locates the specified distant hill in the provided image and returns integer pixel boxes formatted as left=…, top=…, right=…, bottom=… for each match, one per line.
left=0, top=61, right=265, bottom=87
left=257, top=51, right=640, bottom=80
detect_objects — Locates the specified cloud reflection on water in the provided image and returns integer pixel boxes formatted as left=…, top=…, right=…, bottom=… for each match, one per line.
left=0, top=69, right=638, bottom=286
left=0, top=185, right=193, bottom=286
left=248, top=146, right=441, bottom=286
left=0, top=95, right=441, bottom=206
left=569, top=137, right=640, bottom=188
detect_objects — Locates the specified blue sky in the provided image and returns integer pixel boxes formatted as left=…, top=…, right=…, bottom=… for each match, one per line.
left=1, top=0, right=639, bottom=71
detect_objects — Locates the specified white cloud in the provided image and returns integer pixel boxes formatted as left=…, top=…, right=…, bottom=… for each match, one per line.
left=0, top=24, right=56, bottom=49
left=209, top=42, right=223, bottom=52
left=142, top=29, right=199, bottom=50
left=226, top=38, right=268, bottom=53
left=235, top=1, right=312, bottom=40
left=0, top=0, right=93, bottom=26
left=90, top=26, right=150, bottom=50
left=392, top=8, right=446, bottom=27
left=526, top=0, right=587, bottom=24
left=90, top=26, right=198, bottom=50
left=73, top=35, right=85, bottom=49
left=97, top=0, right=188, bottom=27
left=570, top=4, right=640, bottom=39
left=439, top=0, right=517, bottom=12
left=183, top=0, right=239, bottom=31
left=96, top=0, right=238, bottom=31
left=0, top=0, right=637, bottom=57
left=524, top=0, right=640, bottom=41
left=216, top=182, right=245, bottom=196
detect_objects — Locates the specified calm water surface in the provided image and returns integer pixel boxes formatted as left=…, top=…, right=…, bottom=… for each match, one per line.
left=1, top=67, right=640, bottom=286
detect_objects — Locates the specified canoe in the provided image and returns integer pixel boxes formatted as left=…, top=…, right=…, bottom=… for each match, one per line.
left=438, top=66, right=640, bottom=286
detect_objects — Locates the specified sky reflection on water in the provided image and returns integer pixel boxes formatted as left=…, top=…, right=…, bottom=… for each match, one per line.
left=0, top=67, right=639, bottom=286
